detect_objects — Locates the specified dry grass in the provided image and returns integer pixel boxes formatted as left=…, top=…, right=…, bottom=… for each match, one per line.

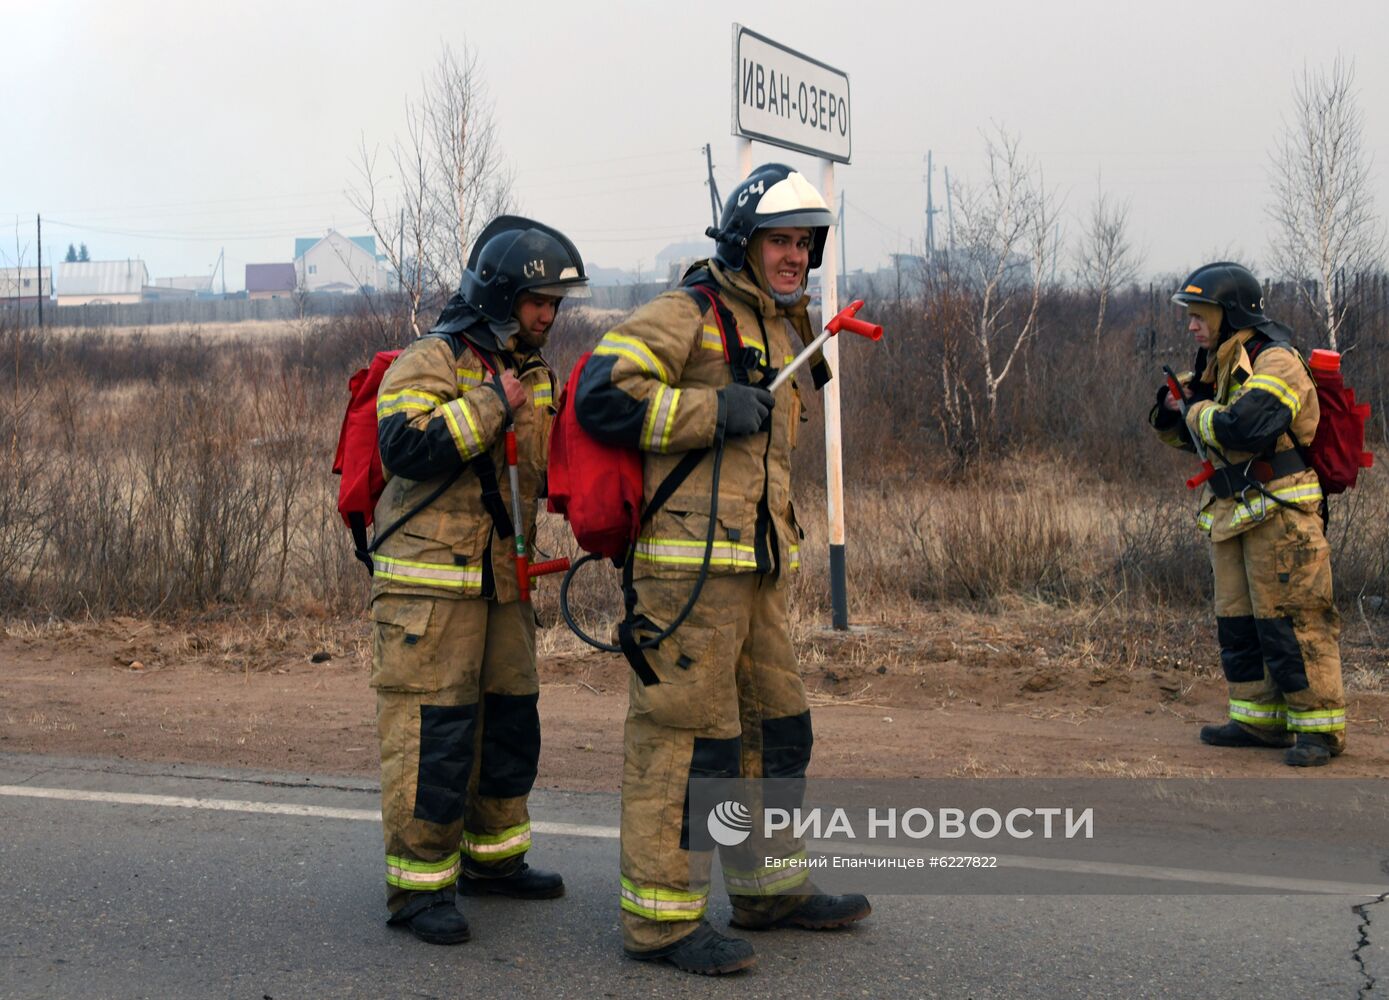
left=0, top=304, right=1382, bottom=699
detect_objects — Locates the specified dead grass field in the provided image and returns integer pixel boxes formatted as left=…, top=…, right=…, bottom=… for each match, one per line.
left=0, top=311, right=1384, bottom=784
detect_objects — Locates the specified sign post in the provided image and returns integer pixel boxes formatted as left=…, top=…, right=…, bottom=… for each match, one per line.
left=730, top=24, right=853, bottom=630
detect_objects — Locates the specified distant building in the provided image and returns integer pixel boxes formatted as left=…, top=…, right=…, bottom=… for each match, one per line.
left=246, top=263, right=297, bottom=300
left=0, top=266, right=53, bottom=304
left=152, top=275, right=214, bottom=293
left=141, top=284, right=198, bottom=302
left=657, top=239, right=710, bottom=285
left=294, top=230, right=386, bottom=294
left=56, top=260, right=149, bottom=306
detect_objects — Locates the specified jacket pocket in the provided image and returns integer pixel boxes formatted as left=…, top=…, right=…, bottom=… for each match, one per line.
left=638, top=507, right=757, bottom=573
left=381, top=508, right=489, bottom=596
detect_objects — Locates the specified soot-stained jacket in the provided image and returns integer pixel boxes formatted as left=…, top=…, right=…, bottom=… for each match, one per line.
left=371, top=329, right=555, bottom=603
left=573, top=261, right=821, bottom=581
left=1151, top=327, right=1321, bottom=542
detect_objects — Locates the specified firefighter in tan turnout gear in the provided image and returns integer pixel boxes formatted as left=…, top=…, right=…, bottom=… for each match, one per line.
left=370, top=216, right=588, bottom=944
left=1152, top=261, right=1346, bottom=767
left=574, top=164, right=871, bottom=975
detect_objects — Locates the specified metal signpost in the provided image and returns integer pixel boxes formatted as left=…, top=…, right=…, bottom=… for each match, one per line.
left=730, top=24, right=853, bottom=629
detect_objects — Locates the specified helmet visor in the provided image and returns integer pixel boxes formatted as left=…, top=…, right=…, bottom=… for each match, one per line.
left=527, top=278, right=590, bottom=300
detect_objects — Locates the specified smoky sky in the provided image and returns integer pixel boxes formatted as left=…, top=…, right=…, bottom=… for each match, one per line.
left=3, top=0, right=1386, bottom=289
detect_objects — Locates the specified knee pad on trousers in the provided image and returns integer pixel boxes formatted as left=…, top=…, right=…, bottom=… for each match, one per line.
left=1216, top=616, right=1264, bottom=683
left=681, top=734, right=742, bottom=851
left=477, top=691, right=541, bottom=799
left=415, top=702, right=478, bottom=825
left=1255, top=616, right=1310, bottom=693
left=760, top=712, right=813, bottom=779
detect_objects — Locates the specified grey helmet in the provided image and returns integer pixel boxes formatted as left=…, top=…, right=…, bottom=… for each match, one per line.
left=706, top=163, right=835, bottom=271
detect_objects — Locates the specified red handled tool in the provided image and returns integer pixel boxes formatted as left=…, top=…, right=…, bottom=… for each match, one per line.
left=1162, top=365, right=1216, bottom=489
left=768, top=300, right=883, bottom=393
left=506, top=422, right=569, bottom=602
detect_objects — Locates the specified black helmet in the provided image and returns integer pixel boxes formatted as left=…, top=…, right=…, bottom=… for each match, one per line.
left=456, top=215, right=589, bottom=324
left=1171, top=261, right=1268, bottom=332
left=706, top=163, right=835, bottom=271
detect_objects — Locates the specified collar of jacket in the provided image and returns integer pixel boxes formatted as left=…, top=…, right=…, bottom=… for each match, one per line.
left=707, top=259, right=818, bottom=351
left=1204, top=328, right=1256, bottom=383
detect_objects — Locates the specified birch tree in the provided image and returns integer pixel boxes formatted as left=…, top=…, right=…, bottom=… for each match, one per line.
left=1076, top=185, right=1139, bottom=345
left=1268, top=57, right=1385, bottom=350
left=951, top=127, right=1062, bottom=425
left=349, top=43, right=514, bottom=338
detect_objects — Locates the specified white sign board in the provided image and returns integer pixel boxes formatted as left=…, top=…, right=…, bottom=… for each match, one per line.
left=731, top=25, right=851, bottom=164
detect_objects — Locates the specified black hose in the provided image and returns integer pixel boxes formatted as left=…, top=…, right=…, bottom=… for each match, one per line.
left=559, top=437, right=726, bottom=653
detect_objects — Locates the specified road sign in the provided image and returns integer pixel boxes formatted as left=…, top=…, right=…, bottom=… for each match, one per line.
left=731, top=25, right=851, bottom=164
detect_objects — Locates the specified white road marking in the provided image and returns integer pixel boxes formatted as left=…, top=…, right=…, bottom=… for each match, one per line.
left=0, top=785, right=618, bottom=839
left=4, top=785, right=1384, bottom=896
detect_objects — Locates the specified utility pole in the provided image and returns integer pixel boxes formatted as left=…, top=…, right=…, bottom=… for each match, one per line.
left=923, top=150, right=940, bottom=262
left=35, top=214, right=43, bottom=328
left=703, top=144, right=722, bottom=229
left=944, top=166, right=956, bottom=256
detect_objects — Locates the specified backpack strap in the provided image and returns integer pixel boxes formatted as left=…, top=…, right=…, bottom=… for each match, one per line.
left=679, top=272, right=768, bottom=386
left=401, top=330, right=515, bottom=541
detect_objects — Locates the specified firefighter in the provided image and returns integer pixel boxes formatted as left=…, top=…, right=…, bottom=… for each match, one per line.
left=574, top=164, right=871, bottom=975
left=370, top=216, right=588, bottom=944
left=1151, top=261, right=1346, bottom=767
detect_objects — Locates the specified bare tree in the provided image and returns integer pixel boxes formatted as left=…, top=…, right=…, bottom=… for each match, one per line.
left=424, top=45, right=515, bottom=293
left=349, top=43, right=513, bottom=339
left=1076, top=183, right=1140, bottom=344
left=948, top=127, right=1062, bottom=426
left=1268, top=57, right=1385, bottom=350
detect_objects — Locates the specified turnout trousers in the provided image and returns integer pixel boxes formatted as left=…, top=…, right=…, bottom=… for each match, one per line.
left=620, top=573, right=814, bottom=953
left=371, top=595, right=541, bottom=914
left=1210, top=505, right=1346, bottom=749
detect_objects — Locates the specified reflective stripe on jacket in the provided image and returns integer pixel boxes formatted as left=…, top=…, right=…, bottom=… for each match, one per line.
left=573, top=261, right=812, bottom=580
left=371, top=332, right=554, bottom=602
left=1165, top=329, right=1322, bottom=542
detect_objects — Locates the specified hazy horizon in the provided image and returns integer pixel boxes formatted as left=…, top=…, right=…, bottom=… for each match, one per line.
left=4, top=0, right=1387, bottom=292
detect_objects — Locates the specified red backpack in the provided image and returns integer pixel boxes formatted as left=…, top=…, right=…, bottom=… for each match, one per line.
left=545, top=351, right=645, bottom=560
left=1305, top=349, right=1374, bottom=494
left=333, top=349, right=401, bottom=567
left=332, top=335, right=509, bottom=573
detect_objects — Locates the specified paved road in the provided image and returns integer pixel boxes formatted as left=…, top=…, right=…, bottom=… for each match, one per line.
left=0, top=752, right=1384, bottom=999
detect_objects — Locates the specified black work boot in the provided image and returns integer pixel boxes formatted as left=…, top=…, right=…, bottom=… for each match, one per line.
left=456, top=863, right=565, bottom=900
left=386, top=890, right=470, bottom=945
left=731, top=893, right=872, bottom=931
left=1285, top=733, right=1337, bottom=767
left=625, top=921, right=756, bottom=975
left=1199, top=721, right=1293, bottom=749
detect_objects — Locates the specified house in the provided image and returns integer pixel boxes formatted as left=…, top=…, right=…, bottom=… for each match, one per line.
left=152, top=275, right=213, bottom=292
left=56, top=260, right=149, bottom=306
left=245, top=263, right=297, bottom=300
left=293, top=231, right=385, bottom=294
left=0, top=266, right=53, bottom=304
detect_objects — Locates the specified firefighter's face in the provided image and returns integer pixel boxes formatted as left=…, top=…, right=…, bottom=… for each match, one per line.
left=513, top=292, right=560, bottom=349
left=760, top=227, right=813, bottom=295
left=1187, top=303, right=1222, bottom=349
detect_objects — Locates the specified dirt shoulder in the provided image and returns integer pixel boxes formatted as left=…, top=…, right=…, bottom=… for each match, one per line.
left=2, top=607, right=1386, bottom=787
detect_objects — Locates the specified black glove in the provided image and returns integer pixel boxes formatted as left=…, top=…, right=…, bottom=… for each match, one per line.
left=1151, top=383, right=1181, bottom=431
left=720, top=383, right=775, bottom=437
